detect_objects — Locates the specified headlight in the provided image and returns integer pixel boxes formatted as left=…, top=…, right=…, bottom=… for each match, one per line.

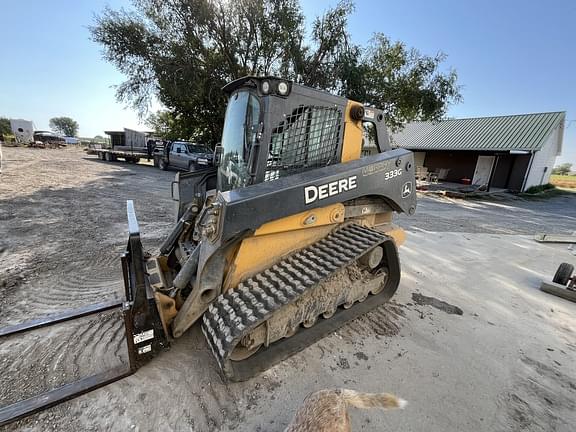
left=277, top=81, right=289, bottom=96
left=261, top=80, right=270, bottom=94
left=197, top=158, right=208, bottom=165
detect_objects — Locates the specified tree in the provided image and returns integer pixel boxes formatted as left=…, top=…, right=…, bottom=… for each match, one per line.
left=49, top=117, right=79, bottom=137
left=552, top=163, right=573, bottom=175
left=0, top=117, right=11, bottom=136
left=146, top=110, right=191, bottom=142
left=349, top=34, right=460, bottom=129
left=91, top=0, right=461, bottom=142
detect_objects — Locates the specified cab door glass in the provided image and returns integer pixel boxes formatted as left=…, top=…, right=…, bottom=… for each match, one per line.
left=218, top=91, right=261, bottom=191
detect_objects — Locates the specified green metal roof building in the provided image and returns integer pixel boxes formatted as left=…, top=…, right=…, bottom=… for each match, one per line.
left=390, top=112, right=565, bottom=192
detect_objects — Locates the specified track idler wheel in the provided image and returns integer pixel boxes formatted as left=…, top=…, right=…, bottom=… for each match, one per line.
left=322, top=308, right=336, bottom=319
left=229, top=343, right=263, bottom=361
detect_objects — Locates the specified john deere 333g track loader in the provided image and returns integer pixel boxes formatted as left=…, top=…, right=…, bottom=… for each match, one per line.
left=0, top=76, right=415, bottom=425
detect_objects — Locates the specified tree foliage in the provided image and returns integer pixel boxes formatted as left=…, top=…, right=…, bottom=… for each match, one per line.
left=146, top=110, right=191, bottom=141
left=552, top=163, right=573, bottom=175
left=0, top=117, right=11, bottom=136
left=49, top=117, right=79, bottom=137
left=91, top=0, right=461, bottom=143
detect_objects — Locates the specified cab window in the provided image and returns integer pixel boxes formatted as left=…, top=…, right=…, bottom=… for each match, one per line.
left=361, top=122, right=379, bottom=157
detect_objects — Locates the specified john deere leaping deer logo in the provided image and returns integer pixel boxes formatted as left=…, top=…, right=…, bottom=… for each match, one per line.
left=402, top=181, right=412, bottom=198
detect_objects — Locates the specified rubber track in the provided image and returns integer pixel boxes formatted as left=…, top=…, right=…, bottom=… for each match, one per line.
left=201, top=224, right=395, bottom=381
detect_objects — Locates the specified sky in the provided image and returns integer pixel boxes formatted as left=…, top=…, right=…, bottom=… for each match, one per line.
left=1, top=0, right=574, bottom=164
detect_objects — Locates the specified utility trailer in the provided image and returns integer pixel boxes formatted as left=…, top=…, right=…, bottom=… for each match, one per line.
left=87, top=128, right=158, bottom=163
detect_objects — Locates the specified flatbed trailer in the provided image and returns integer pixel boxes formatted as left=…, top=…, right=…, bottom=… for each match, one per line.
left=86, top=145, right=149, bottom=163
left=86, top=129, right=158, bottom=164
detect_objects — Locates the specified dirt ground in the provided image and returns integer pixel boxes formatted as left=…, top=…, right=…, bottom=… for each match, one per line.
left=1, top=147, right=576, bottom=431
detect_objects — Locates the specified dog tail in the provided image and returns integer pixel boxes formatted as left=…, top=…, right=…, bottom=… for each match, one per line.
left=341, top=389, right=407, bottom=410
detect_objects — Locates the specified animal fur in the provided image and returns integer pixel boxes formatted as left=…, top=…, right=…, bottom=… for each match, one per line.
left=284, top=389, right=407, bottom=432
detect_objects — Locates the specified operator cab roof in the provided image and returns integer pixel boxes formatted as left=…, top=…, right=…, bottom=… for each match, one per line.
left=221, top=75, right=345, bottom=105
left=222, top=76, right=288, bottom=94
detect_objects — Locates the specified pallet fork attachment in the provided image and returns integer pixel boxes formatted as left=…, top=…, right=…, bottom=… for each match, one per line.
left=0, top=201, right=169, bottom=427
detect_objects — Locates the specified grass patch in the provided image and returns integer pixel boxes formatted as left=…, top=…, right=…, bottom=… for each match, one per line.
left=524, top=183, right=556, bottom=194
left=550, top=174, right=576, bottom=189
left=520, top=183, right=575, bottom=199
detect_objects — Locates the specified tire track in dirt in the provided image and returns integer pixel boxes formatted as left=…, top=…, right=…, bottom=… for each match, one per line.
left=0, top=248, right=125, bottom=323
left=0, top=311, right=126, bottom=407
left=40, top=253, right=124, bottom=299
left=496, top=355, right=576, bottom=431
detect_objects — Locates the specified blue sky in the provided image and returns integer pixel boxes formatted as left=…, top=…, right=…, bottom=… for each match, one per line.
left=1, top=0, right=574, bottom=164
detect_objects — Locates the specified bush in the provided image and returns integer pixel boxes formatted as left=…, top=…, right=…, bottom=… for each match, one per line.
left=524, top=183, right=556, bottom=194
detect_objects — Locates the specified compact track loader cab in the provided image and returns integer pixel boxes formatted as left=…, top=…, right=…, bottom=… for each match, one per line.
left=0, top=76, right=416, bottom=426
left=149, top=76, right=417, bottom=379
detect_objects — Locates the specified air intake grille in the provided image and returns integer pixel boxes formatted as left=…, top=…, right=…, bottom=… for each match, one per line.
left=265, top=106, right=342, bottom=181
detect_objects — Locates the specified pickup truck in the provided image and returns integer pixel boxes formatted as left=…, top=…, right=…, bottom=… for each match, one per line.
left=153, top=141, right=214, bottom=171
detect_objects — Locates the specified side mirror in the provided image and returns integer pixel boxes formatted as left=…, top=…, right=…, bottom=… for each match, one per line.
left=213, top=144, right=223, bottom=167
left=176, top=147, right=181, bottom=153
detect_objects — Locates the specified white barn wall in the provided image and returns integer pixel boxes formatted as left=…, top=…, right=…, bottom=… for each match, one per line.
left=523, top=126, right=562, bottom=190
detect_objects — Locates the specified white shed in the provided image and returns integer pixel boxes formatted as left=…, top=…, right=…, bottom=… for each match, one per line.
left=391, top=112, right=566, bottom=192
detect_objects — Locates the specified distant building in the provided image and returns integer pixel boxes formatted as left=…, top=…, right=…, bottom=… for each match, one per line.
left=390, top=112, right=565, bottom=192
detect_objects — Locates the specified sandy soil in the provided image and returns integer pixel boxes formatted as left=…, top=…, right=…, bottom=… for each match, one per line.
left=1, top=147, right=575, bottom=431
